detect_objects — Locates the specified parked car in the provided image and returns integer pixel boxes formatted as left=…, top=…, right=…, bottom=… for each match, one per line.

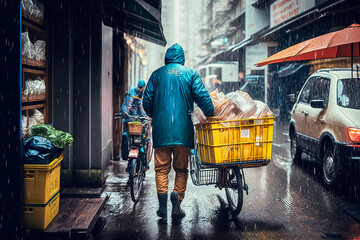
left=289, top=68, right=360, bottom=188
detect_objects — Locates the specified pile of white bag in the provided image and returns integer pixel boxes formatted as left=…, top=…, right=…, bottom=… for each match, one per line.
left=23, top=76, right=46, bottom=95
left=192, top=89, right=273, bottom=124
left=22, top=32, right=46, bottom=61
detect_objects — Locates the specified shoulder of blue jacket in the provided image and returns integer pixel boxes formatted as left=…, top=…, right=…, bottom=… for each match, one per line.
left=128, top=87, right=138, bottom=96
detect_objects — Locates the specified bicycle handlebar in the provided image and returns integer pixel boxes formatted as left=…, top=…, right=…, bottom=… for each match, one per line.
left=114, top=113, right=149, bottom=121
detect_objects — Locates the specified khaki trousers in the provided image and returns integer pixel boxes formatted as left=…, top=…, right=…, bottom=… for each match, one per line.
left=154, top=146, right=191, bottom=202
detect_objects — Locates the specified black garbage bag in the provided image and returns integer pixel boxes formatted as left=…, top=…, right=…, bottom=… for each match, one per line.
left=24, top=136, right=63, bottom=164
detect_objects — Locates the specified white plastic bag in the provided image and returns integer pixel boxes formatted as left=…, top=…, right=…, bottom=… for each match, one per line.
left=226, top=91, right=256, bottom=119
left=29, top=4, right=43, bottom=19
left=23, top=81, right=30, bottom=95
left=22, top=115, right=29, bottom=137
left=22, top=0, right=33, bottom=12
left=32, top=80, right=43, bottom=94
left=24, top=79, right=35, bottom=95
left=24, top=78, right=46, bottom=95
left=251, top=100, right=274, bottom=118
left=31, top=109, right=44, bottom=124
left=22, top=0, right=44, bottom=19
left=209, top=89, right=236, bottom=121
left=34, top=40, right=46, bottom=61
left=39, top=80, right=46, bottom=94
left=24, top=78, right=34, bottom=95
left=22, top=32, right=34, bottom=59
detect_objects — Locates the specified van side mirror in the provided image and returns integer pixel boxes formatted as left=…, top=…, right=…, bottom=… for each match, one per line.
left=310, top=99, right=324, bottom=108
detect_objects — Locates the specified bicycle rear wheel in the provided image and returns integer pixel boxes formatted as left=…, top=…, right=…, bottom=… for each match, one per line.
left=129, top=158, right=144, bottom=203
left=225, top=167, right=243, bottom=215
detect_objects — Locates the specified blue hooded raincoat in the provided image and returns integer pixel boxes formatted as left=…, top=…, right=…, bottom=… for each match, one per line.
left=143, top=43, right=214, bottom=149
left=121, top=87, right=147, bottom=123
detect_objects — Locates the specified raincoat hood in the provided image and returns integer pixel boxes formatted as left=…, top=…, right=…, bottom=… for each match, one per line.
left=164, top=43, right=185, bottom=65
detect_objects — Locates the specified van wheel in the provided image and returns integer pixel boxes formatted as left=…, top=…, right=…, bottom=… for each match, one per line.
left=290, top=131, right=302, bottom=162
left=322, top=148, right=341, bottom=188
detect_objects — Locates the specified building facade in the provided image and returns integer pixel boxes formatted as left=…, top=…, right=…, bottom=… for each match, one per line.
left=196, top=0, right=360, bottom=105
left=1, top=1, right=166, bottom=238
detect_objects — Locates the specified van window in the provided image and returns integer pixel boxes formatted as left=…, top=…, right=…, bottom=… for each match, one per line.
left=337, top=78, right=360, bottom=109
left=312, top=77, right=330, bottom=104
left=299, top=77, right=316, bottom=104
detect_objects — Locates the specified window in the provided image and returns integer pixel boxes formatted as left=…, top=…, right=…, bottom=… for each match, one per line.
left=299, top=77, right=316, bottom=104
left=312, top=77, right=330, bottom=104
left=337, top=78, right=360, bottom=109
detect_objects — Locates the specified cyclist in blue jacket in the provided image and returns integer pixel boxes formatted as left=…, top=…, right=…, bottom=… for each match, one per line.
left=121, top=80, right=147, bottom=175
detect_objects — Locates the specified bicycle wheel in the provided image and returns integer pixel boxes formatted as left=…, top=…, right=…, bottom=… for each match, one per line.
left=129, top=158, right=144, bottom=203
left=225, top=167, right=243, bottom=215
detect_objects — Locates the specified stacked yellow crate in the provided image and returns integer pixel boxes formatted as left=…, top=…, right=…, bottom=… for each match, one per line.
left=24, top=154, right=63, bottom=230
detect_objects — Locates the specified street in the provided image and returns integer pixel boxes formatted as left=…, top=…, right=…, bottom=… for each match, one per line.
left=3, top=1, right=360, bottom=239
left=96, top=122, right=360, bottom=240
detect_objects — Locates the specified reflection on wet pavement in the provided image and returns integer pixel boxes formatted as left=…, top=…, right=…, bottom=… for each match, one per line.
left=97, top=122, right=360, bottom=240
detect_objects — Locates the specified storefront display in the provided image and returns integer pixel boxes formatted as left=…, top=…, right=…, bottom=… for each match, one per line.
left=21, top=0, right=49, bottom=139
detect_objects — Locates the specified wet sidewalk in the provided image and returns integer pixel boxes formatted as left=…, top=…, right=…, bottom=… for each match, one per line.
left=96, top=121, right=360, bottom=240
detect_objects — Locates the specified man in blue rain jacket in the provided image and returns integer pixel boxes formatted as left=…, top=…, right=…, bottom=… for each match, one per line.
left=143, top=43, right=214, bottom=222
left=121, top=80, right=147, bottom=161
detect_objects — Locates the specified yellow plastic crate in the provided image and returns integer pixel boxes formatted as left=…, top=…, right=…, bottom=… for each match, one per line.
left=24, top=191, right=60, bottom=230
left=195, top=117, right=274, bottom=166
left=24, top=155, right=63, bottom=205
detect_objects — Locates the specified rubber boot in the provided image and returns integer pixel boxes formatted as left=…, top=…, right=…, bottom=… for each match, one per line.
left=170, top=191, right=185, bottom=223
left=157, top=192, right=167, bottom=223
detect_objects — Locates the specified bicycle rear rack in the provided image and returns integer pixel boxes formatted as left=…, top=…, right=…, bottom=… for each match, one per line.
left=191, top=168, right=218, bottom=186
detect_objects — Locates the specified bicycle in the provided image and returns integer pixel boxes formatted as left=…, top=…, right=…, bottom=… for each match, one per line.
left=115, top=113, right=153, bottom=203
left=190, top=116, right=275, bottom=215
